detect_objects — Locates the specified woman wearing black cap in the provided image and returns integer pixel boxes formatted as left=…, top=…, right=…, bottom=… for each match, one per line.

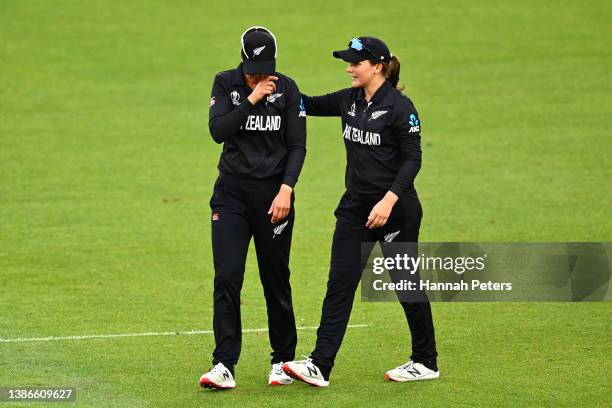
left=283, top=36, right=439, bottom=386
left=199, top=26, right=307, bottom=390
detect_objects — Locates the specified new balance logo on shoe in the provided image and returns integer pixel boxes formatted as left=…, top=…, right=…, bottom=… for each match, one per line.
left=384, top=230, right=400, bottom=242
left=282, top=359, right=329, bottom=387
left=306, top=366, right=319, bottom=377
left=273, top=220, right=289, bottom=238
left=385, top=360, right=440, bottom=382
left=199, top=362, right=236, bottom=390
left=405, top=367, right=421, bottom=377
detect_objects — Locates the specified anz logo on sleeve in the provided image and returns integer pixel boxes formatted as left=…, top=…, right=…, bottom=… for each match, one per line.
left=409, top=114, right=420, bottom=133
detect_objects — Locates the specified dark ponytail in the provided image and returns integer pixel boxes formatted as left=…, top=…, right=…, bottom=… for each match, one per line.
left=381, top=55, right=403, bottom=91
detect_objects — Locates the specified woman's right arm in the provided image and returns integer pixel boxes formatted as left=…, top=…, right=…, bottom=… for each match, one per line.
left=301, top=89, right=351, bottom=117
left=208, top=74, right=255, bottom=143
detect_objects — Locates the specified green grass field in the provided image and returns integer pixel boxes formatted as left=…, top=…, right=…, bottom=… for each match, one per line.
left=1, top=0, right=611, bottom=406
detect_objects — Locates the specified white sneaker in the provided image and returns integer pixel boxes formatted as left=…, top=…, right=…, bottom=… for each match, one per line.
left=385, top=360, right=440, bottom=382
left=282, top=358, right=329, bottom=387
left=268, top=362, right=293, bottom=386
left=199, top=362, right=236, bottom=390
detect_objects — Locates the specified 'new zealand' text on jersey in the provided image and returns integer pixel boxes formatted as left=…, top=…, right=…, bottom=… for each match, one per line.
left=302, top=80, right=421, bottom=197
left=208, top=63, right=307, bottom=187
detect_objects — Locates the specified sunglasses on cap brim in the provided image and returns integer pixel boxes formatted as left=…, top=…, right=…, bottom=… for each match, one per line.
left=349, top=37, right=379, bottom=60
left=241, top=26, right=277, bottom=59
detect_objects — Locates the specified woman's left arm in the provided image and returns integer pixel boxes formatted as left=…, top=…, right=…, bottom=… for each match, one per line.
left=388, top=100, right=422, bottom=197
left=366, top=100, right=422, bottom=229
left=268, top=79, right=307, bottom=223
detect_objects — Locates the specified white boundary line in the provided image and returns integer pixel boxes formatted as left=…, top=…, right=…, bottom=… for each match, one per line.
left=0, top=324, right=371, bottom=344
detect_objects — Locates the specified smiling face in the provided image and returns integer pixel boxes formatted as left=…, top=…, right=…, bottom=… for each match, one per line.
left=346, top=60, right=383, bottom=88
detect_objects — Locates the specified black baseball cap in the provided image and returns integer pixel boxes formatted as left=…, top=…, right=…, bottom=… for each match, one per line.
left=241, top=26, right=277, bottom=74
left=333, top=36, right=391, bottom=64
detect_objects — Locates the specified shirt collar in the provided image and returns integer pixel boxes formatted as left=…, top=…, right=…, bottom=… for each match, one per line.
left=357, top=80, right=393, bottom=104
left=232, top=63, right=246, bottom=86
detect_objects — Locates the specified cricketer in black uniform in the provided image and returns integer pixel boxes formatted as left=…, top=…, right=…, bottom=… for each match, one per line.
left=207, top=28, right=306, bottom=376
left=289, top=37, right=438, bottom=382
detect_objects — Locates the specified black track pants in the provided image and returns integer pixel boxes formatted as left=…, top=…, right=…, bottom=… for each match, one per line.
left=310, top=191, right=437, bottom=379
left=209, top=173, right=297, bottom=371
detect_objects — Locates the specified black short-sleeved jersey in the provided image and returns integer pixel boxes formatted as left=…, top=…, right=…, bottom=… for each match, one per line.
left=302, top=80, right=422, bottom=197
left=209, top=63, right=307, bottom=187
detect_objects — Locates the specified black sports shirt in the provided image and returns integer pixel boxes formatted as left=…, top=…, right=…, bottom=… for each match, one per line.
left=209, top=63, right=307, bottom=187
left=302, top=80, right=422, bottom=197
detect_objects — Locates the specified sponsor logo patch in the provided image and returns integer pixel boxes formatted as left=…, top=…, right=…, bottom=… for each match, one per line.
left=210, top=97, right=216, bottom=107
left=347, top=102, right=356, bottom=117
left=253, top=45, right=266, bottom=56
left=409, top=113, right=420, bottom=133
left=299, top=98, right=306, bottom=117
left=273, top=220, right=289, bottom=238
left=384, top=230, right=400, bottom=242
left=212, top=213, right=220, bottom=221
left=266, top=92, right=283, bottom=104
left=369, top=110, right=388, bottom=121
left=231, top=91, right=240, bottom=106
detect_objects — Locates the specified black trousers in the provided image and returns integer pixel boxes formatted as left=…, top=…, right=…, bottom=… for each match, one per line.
left=209, top=173, right=297, bottom=371
left=310, top=191, right=438, bottom=379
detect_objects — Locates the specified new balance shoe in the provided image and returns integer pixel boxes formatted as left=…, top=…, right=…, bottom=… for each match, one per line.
left=199, top=362, right=236, bottom=390
left=282, top=358, right=329, bottom=387
left=385, top=360, right=440, bottom=382
left=268, top=362, right=293, bottom=386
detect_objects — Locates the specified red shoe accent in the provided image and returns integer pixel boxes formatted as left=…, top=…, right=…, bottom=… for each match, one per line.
left=199, top=377, right=234, bottom=390
left=282, top=363, right=323, bottom=387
